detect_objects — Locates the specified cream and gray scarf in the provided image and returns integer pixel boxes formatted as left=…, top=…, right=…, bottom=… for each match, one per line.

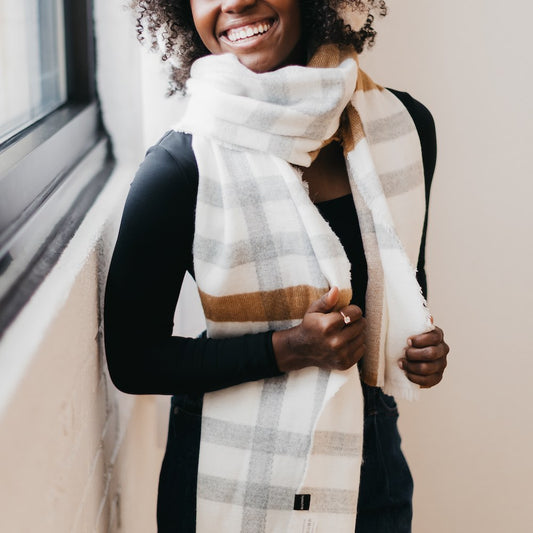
left=177, top=45, right=433, bottom=533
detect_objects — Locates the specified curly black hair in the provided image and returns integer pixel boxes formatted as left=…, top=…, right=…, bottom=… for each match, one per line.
left=130, top=0, right=387, bottom=95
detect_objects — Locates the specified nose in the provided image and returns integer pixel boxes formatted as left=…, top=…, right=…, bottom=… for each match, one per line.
left=220, top=0, right=256, bottom=13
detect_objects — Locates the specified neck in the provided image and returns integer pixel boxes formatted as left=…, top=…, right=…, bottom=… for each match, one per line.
left=276, top=40, right=307, bottom=69
left=302, top=142, right=351, bottom=203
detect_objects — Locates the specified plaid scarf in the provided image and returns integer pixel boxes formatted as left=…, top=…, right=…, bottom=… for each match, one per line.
left=177, top=45, right=433, bottom=533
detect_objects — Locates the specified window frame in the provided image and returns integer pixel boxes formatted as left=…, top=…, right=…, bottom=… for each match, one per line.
left=0, top=0, right=113, bottom=334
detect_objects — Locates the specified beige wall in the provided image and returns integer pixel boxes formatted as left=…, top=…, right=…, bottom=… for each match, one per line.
left=0, top=252, right=162, bottom=532
left=361, top=1, right=533, bottom=531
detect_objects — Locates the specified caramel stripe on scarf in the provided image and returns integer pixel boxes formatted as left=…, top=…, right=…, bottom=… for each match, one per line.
left=177, top=45, right=433, bottom=533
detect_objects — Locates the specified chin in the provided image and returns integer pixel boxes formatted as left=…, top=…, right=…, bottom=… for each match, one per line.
left=235, top=56, right=272, bottom=74
left=238, top=53, right=295, bottom=74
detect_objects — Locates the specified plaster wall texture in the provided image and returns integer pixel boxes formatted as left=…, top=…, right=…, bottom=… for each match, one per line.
left=0, top=254, right=161, bottom=532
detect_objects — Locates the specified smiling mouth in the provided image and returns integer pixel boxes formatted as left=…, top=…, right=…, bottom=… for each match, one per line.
left=224, top=19, right=274, bottom=43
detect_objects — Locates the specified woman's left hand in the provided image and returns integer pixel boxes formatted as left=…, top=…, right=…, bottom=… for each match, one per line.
left=399, top=326, right=449, bottom=388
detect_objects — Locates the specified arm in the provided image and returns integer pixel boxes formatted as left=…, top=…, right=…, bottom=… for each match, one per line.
left=104, top=132, right=366, bottom=394
left=388, top=88, right=437, bottom=298
left=104, top=132, right=282, bottom=395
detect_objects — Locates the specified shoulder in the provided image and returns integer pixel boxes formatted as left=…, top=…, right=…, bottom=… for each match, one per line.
left=154, top=130, right=198, bottom=178
left=120, top=131, right=198, bottom=234
left=127, top=131, right=199, bottom=212
left=387, top=89, right=435, bottom=141
left=386, top=89, right=437, bottom=186
left=134, top=130, right=198, bottom=193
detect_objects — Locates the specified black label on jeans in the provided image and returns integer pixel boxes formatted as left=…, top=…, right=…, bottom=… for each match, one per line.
left=294, top=494, right=311, bottom=511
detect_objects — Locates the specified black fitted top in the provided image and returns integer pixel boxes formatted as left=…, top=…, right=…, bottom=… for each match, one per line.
left=103, top=89, right=437, bottom=395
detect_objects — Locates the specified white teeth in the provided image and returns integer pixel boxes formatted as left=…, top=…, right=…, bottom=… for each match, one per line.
left=226, top=21, right=272, bottom=43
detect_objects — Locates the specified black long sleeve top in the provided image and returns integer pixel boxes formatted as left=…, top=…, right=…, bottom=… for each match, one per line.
left=103, top=89, right=436, bottom=395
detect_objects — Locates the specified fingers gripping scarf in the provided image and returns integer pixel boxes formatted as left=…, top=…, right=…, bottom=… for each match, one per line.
left=177, top=45, right=433, bottom=533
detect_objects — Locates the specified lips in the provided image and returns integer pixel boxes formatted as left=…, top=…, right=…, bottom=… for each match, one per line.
left=221, top=18, right=275, bottom=44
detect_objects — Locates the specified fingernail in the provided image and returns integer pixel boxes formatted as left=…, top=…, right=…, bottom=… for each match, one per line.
left=398, top=359, right=405, bottom=369
left=407, top=338, right=413, bottom=347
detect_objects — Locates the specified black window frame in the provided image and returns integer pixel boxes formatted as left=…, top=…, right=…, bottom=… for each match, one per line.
left=0, top=0, right=114, bottom=335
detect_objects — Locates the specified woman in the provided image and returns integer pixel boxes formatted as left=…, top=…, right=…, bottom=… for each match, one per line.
left=104, top=0, right=449, bottom=531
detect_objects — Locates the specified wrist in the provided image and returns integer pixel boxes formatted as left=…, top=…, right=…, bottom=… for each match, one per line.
left=272, top=328, right=309, bottom=373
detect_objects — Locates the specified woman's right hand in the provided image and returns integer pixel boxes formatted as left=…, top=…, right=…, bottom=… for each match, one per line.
left=272, top=287, right=366, bottom=373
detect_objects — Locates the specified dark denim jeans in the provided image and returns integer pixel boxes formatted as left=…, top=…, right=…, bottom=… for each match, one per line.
left=157, top=384, right=413, bottom=533
left=355, top=384, right=413, bottom=533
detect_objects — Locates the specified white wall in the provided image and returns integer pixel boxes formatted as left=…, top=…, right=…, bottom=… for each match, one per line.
left=361, top=1, right=533, bottom=531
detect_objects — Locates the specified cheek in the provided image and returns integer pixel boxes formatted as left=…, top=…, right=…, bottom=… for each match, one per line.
left=190, top=7, right=219, bottom=54
left=283, top=6, right=302, bottom=53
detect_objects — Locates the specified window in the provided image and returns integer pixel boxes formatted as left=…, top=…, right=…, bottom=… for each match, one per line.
left=0, top=0, right=113, bottom=333
left=0, top=0, right=67, bottom=144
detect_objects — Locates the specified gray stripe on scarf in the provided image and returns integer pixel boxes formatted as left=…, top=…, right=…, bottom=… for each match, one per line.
left=303, top=76, right=347, bottom=139
left=223, top=152, right=290, bottom=315
left=198, top=475, right=357, bottom=513
left=221, top=153, right=294, bottom=531
left=242, top=375, right=289, bottom=532
left=312, top=431, right=362, bottom=456
left=202, top=418, right=360, bottom=457
left=255, top=68, right=290, bottom=105
left=356, top=209, right=375, bottom=234
left=198, top=475, right=295, bottom=511
left=296, top=71, right=348, bottom=117
left=355, top=205, right=415, bottom=251
left=373, top=223, right=405, bottom=250
left=245, top=106, right=285, bottom=133
left=354, top=163, right=423, bottom=221
left=194, top=233, right=346, bottom=269
left=199, top=176, right=289, bottom=208
left=381, top=161, right=424, bottom=198
left=211, top=119, right=247, bottom=150
left=364, top=111, right=415, bottom=144
left=267, top=134, right=296, bottom=161
left=241, top=371, right=328, bottom=529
